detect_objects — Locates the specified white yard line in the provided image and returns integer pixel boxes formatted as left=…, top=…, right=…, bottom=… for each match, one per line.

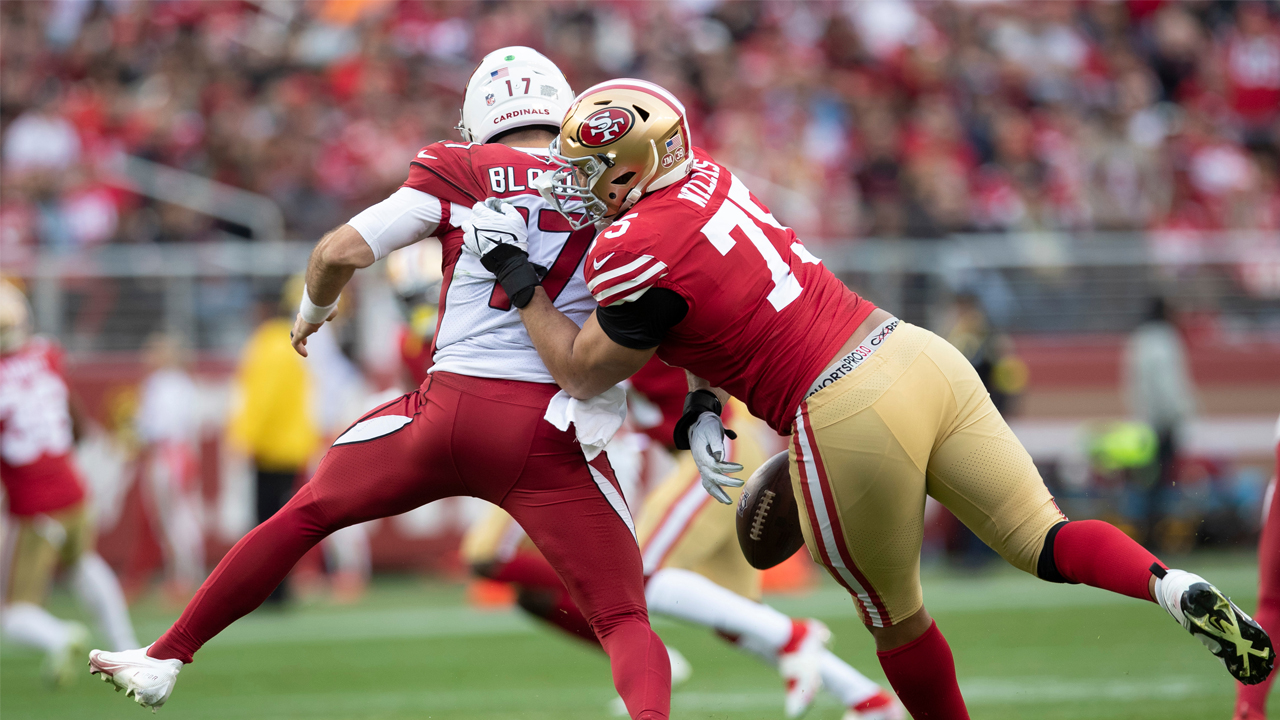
left=130, top=675, right=1227, bottom=719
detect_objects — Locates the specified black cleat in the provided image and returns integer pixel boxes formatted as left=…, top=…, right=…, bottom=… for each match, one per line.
left=1180, top=582, right=1274, bottom=685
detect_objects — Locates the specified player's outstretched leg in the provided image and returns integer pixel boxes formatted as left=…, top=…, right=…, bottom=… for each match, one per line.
left=70, top=552, right=139, bottom=651
left=863, top=609, right=969, bottom=720
left=2, top=603, right=90, bottom=687
left=647, top=567, right=833, bottom=717
left=90, top=390, right=462, bottom=710
left=724, top=623, right=902, bottom=720
left=504, top=448, right=670, bottom=720
left=1038, top=519, right=1274, bottom=685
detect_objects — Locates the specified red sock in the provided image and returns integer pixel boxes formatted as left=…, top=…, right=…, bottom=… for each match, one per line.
left=488, top=551, right=563, bottom=590
left=1052, top=520, right=1163, bottom=602
left=1236, top=478, right=1280, bottom=719
left=876, top=620, right=969, bottom=719
left=780, top=619, right=808, bottom=653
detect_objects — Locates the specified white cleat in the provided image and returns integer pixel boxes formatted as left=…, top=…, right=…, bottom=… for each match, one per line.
left=843, top=689, right=906, bottom=720
left=780, top=619, right=830, bottom=718
left=44, top=621, right=91, bottom=688
left=88, top=645, right=183, bottom=712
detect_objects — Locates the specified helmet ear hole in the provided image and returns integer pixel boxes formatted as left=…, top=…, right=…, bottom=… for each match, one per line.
left=611, top=171, right=636, bottom=185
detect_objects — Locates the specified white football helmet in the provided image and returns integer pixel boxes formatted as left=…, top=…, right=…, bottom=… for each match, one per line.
left=0, top=279, right=32, bottom=355
left=457, top=46, right=573, bottom=144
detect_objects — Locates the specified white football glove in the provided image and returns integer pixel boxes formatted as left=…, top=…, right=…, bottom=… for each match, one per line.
left=462, top=198, right=528, bottom=258
left=689, top=412, right=745, bottom=504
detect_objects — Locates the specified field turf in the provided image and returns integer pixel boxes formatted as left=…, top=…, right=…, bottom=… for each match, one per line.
left=0, top=553, right=1262, bottom=720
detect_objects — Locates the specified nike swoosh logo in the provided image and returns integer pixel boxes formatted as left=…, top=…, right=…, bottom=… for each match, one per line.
left=418, top=150, right=437, bottom=159
left=593, top=253, right=615, bottom=270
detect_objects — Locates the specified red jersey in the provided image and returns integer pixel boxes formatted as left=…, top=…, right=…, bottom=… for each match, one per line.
left=401, top=141, right=597, bottom=384
left=585, top=149, right=876, bottom=434
left=0, top=338, right=86, bottom=516
left=1225, top=30, right=1280, bottom=121
left=629, top=356, right=737, bottom=449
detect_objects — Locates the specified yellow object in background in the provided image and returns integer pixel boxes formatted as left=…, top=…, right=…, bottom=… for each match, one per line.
left=226, top=318, right=319, bottom=472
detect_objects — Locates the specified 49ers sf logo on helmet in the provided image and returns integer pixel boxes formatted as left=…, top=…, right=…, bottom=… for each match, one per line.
left=578, top=107, right=634, bottom=147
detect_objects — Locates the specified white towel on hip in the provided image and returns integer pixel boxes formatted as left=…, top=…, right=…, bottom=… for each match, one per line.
left=544, top=386, right=628, bottom=460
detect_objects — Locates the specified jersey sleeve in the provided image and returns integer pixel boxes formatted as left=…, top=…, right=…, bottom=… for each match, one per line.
left=402, top=142, right=488, bottom=208
left=595, top=287, right=688, bottom=349
left=347, top=187, right=444, bottom=261
left=583, top=233, right=672, bottom=308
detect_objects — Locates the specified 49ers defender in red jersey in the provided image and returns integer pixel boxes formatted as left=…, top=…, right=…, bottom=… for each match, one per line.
left=89, top=50, right=670, bottom=720
left=468, top=77, right=1273, bottom=719
left=1, top=281, right=138, bottom=685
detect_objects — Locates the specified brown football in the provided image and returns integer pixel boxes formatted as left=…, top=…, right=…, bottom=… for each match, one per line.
left=736, top=450, right=805, bottom=570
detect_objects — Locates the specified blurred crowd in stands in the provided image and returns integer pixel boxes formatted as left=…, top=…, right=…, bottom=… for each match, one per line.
left=2, top=0, right=1278, bottom=253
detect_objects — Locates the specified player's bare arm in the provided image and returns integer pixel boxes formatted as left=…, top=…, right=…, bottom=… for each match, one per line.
left=518, top=287, right=654, bottom=399
left=684, top=371, right=729, bottom=407
left=290, top=224, right=371, bottom=357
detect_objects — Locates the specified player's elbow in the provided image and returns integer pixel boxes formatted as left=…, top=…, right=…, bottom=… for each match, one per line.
left=560, top=372, right=614, bottom=401
left=316, top=225, right=375, bottom=270
left=562, top=381, right=599, bottom=401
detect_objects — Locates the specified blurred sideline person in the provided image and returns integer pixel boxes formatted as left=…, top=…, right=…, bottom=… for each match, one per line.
left=134, top=333, right=204, bottom=602
left=1123, top=296, right=1196, bottom=546
left=469, top=77, right=1273, bottom=719
left=225, top=281, right=322, bottom=605
left=466, top=358, right=902, bottom=720
left=0, top=280, right=138, bottom=685
left=944, top=292, right=1025, bottom=416
left=90, top=48, right=672, bottom=720
left=1236, top=414, right=1280, bottom=720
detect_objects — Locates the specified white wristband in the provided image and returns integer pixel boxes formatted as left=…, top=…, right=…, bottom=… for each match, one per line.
left=299, top=285, right=339, bottom=324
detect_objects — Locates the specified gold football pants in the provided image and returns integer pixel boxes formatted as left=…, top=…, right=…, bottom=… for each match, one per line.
left=3, top=504, right=92, bottom=605
left=789, top=322, right=1065, bottom=627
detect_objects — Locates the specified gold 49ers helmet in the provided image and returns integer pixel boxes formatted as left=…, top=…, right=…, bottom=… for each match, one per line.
left=0, top=279, right=32, bottom=355
left=534, top=79, right=693, bottom=229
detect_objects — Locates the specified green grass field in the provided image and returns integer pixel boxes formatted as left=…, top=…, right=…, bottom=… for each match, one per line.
left=1, top=553, right=1263, bottom=720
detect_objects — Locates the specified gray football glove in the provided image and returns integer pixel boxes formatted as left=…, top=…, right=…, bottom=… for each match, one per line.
left=689, top=412, right=745, bottom=504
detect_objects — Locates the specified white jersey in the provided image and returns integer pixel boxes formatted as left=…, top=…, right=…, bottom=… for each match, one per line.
left=349, top=141, right=595, bottom=384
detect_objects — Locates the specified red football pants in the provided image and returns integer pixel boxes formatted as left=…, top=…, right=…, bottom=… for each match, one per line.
left=1237, top=472, right=1280, bottom=719
left=151, top=372, right=670, bottom=720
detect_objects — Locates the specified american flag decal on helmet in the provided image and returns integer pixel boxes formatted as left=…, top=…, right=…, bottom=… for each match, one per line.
left=587, top=254, right=669, bottom=306
left=490, top=67, right=509, bottom=79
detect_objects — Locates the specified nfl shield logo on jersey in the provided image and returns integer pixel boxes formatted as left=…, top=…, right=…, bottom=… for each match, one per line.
left=485, top=93, right=496, bottom=107
left=579, top=107, right=634, bottom=147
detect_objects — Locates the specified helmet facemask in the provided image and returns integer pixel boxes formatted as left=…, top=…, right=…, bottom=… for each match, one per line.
left=535, top=136, right=659, bottom=231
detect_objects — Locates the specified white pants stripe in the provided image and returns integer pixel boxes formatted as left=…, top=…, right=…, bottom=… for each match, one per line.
left=794, top=406, right=884, bottom=626
left=586, top=459, right=637, bottom=541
